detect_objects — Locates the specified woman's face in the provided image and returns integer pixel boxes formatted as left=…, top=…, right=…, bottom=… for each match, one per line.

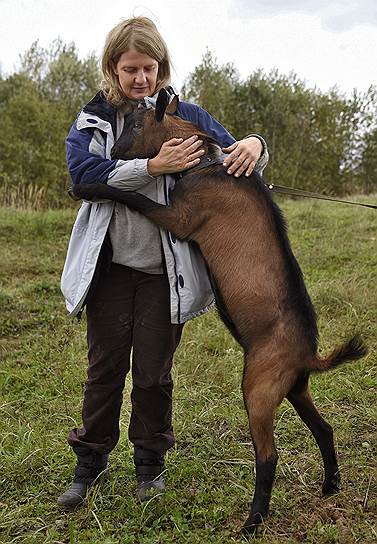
left=114, top=48, right=159, bottom=100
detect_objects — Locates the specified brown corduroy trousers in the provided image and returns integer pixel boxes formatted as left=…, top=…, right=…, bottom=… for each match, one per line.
left=68, top=263, right=183, bottom=455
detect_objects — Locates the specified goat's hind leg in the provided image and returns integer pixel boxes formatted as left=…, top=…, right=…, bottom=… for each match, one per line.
left=241, top=364, right=287, bottom=535
left=287, top=375, right=340, bottom=495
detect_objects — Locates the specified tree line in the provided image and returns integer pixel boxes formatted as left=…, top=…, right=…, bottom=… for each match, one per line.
left=0, top=42, right=376, bottom=208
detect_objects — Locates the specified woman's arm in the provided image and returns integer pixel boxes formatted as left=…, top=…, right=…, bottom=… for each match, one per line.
left=147, top=135, right=205, bottom=176
left=66, top=122, right=155, bottom=191
left=222, top=135, right=269, bottom=177
left=177, top=102, right=269, bottom=176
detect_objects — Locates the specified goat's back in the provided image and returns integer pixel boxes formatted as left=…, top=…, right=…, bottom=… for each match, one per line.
left=174, top=167, right=319, bottom=355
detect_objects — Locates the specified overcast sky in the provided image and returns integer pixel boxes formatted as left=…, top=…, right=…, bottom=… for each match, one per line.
left=1, top=0, right=376, bottom=95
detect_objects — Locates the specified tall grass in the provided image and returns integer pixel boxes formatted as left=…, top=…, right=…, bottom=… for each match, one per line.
left=0, top=183, right=48, bottom=210
left=0, top=183, right=77, bottom=211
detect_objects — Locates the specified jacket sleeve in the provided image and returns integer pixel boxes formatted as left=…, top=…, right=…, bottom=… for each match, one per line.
left=66, top=121, right=155, bottom=191
left=177, top=102, right=235, bottom=148
left=247, top=133, right=269, bottom=175
left=177, top=102, right=269, bottom=174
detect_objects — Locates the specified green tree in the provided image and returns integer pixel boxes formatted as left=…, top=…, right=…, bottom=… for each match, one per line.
left=0, top=74, right=70, bottom=205
left=182, top=50, right=240, bottom=133
left=182, top=51, right=372, bottom=195
left=0, top=40, right=101, bottom=207
left=19, top=39, right=100, bottom=117
left=233, top=70, right=316, bottom=188
left=355, top=86, right=377, bottom=193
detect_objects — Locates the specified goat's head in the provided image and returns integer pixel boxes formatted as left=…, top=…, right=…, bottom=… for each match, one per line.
left=111, top=88, right=210, bottom=161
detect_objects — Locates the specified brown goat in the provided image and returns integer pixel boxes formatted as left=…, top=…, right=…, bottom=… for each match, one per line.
left=73, top=89, right=367, bottom=535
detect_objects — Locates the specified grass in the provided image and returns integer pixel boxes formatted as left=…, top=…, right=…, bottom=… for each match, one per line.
left=0, top=196, right=376, bottom=544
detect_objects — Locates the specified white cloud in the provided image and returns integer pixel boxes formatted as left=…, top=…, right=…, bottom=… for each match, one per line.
left=232, top=0, right=377, bottom=31
left=0, top=0, right=376, bottom=95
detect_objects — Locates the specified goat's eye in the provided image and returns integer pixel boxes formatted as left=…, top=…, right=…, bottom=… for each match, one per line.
left=134, top=122, right=142, bottom=129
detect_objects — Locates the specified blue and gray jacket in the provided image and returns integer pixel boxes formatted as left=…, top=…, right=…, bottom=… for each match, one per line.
left=61, top=89, right=269, bottom=322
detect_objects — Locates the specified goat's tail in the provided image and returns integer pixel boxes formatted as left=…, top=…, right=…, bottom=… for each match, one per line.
left=312, top=334, right=367, bottom=373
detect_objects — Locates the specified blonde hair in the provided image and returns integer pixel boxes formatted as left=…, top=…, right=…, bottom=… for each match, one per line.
left=101, top=16, right=171, bottom=106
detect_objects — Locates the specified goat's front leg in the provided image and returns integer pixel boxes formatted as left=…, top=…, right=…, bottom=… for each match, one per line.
left=72, top=183, right=194, bottom=239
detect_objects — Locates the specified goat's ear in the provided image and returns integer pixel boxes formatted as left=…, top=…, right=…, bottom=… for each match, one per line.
left=166, top=94, right=179, bottom=115
left=155, top=88, right=170, bottom=122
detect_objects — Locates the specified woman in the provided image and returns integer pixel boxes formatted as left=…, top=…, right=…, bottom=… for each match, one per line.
left=59, top=16, right=269, bottom=509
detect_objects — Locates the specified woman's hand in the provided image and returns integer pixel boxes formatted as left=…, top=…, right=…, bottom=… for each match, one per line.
left=222, top=137, right=263, bottom=178
left=147, top=136, right=205, bottom=177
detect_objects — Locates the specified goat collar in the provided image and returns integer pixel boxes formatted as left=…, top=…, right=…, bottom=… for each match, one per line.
left=175, top=145, right=227, bottom=179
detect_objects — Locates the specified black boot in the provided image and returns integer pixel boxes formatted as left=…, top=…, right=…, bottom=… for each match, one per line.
left=134, top=446, right=165, bottom=501
left=57, top=448, right=109, bottom=510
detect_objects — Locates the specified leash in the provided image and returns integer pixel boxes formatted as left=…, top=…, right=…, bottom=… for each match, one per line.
left=266, top=183, right=377, bottom=210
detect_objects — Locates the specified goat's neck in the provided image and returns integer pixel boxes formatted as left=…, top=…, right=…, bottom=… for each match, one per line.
left=175, top=141, right=226, bottom=178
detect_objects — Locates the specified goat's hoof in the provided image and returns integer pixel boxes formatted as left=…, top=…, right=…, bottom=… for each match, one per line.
left=322, top=475, right=341, bottom=495
left=241, top=513, right=263, bottom=537
left=241, top=525, right=258, bottom=537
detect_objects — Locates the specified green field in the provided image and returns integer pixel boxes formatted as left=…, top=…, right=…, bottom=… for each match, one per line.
left=0, top=196, right=376, bottom=544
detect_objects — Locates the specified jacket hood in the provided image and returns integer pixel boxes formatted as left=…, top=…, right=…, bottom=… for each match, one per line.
left=82, top=87, right=177, bottom=134
left=83, top=91, right=117, bottom=135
